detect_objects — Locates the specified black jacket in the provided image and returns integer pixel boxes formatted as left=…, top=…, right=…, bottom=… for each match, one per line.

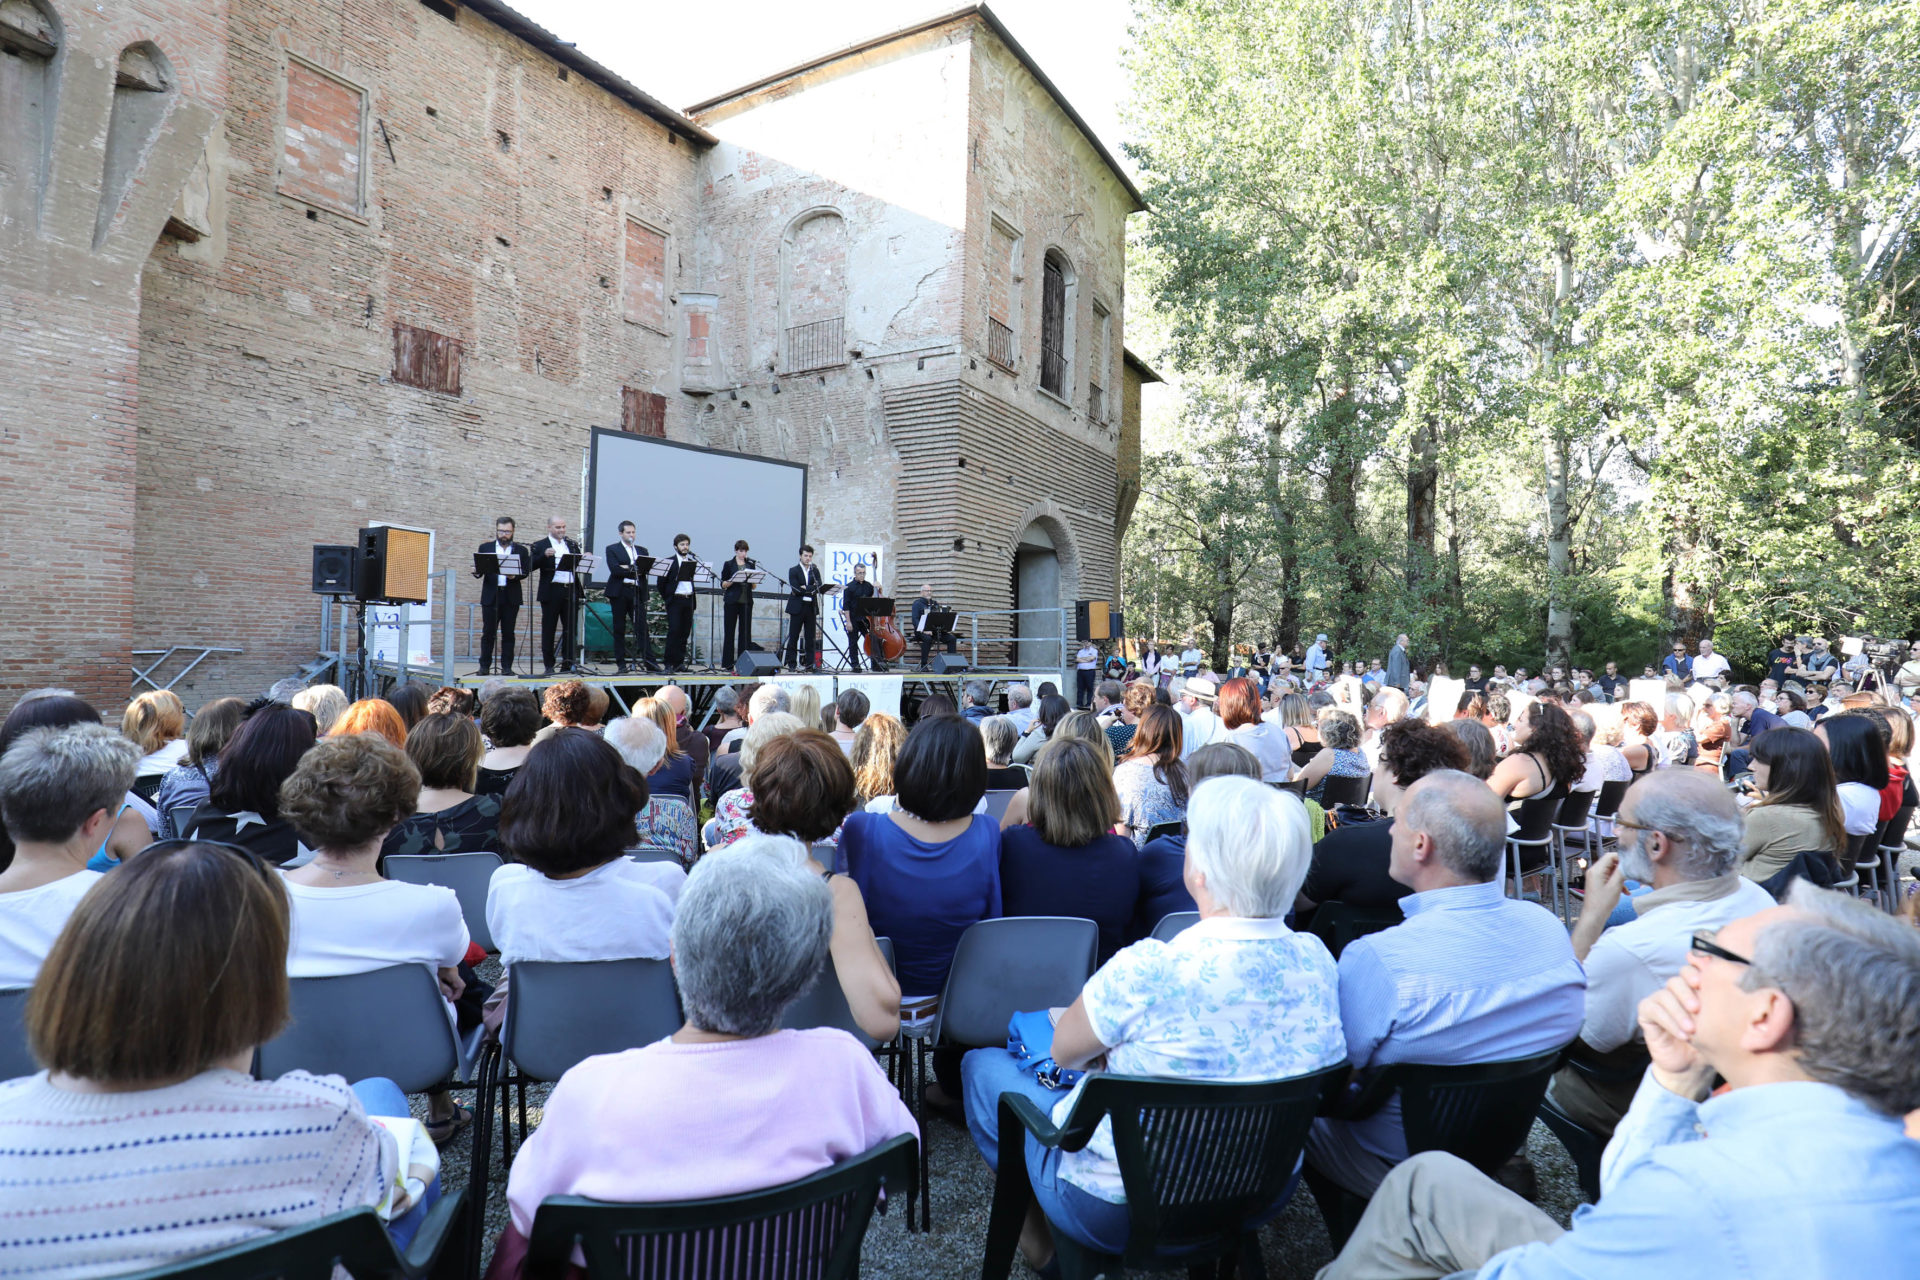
left=602, top=541, right=652, bottom=601
left=533, top=535, right=584, bottom=605
left=658, top=550, right=700, bottom=606
left=721, top=557, right=760, bottom=606
left=474, top=540, right=531, bottom=607
left=841, top=578, right=877, bottom=626
left=786, top=563, right=823, bottom=616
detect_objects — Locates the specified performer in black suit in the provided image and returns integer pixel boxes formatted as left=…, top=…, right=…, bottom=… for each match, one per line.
left=784, top=545, right=824, bottom=671
left=911, top=582, right=959, bottom=670
left=473, top=516, right=530, bottom=676
left=602, top=521, right=660, bottom=675
left=659, top=533, right=700, bottom=670
left=534, top=515, right=584, bottom=675
left=840, top=560, right=881, bottom=672
left=720, top=540, right=759, bottom=669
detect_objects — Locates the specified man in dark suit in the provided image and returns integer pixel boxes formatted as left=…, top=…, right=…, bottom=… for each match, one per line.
left=602, top=520, right=659, bottom=675
left=911, top=582, right=958, bottom=670
left=719, top=540, right=759, bottom=670
left=840, top=560, right=882, bottom=672
left=473, top=516, right=530, bottom=676
left=534, top=514, right=584, bottom=676
left=784, top=545, right=824, bottom=671
left=659, top=533, right=700, bottom=671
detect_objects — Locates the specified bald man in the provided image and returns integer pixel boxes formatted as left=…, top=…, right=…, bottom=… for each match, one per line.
left=535, top=515, right=584, bottom=675
left=910, top=582, right=958, bottom=670
left=1306, top=770, right=1586, bottom=1198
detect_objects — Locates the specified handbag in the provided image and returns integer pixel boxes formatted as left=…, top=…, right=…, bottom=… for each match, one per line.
left=1006, top=1009, right=1085, bottom=1092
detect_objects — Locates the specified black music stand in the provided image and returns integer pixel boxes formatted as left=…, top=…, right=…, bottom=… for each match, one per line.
left=852, top=596, right=897, bottom=673
left=916, top=609, right=958, bottom=668
left=557, top=551, right=603, bottom=675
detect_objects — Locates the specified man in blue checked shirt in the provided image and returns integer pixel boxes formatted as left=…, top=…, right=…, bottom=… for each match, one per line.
left=1315, top=882, right=1920, bottom=1279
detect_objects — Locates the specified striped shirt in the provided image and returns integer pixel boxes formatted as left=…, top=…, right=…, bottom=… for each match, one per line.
left=0, top=1068, right=393, bottom=1279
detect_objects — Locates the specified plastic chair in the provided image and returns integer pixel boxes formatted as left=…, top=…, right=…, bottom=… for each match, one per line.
left=0, top=987, right=33, bottom=1082
left=1549, top=790, right=1597, bottom=921
left=1320, top=773, right=1370, bottom=809
left=1144, top=819, right=1184, bottom=843
left=780, top=937, right=896, bottom=1050
left=626, top=847, right=683, bottom=865
left=522, top=1134, right=916, bottom=1280
left=911, top=916, right=1100, bottom=1229
left=384, top=852, right=502, bottom=953
left=165, top=803, right=199, bottom=840
left=983, top=1067, right=1350, bottom=1280
left=1304, top=900, right=1404, bottom=959
left=255, top=965, right=468, bottom=1094
left=1504, top=791, right=1562, bottom=900
left=1537, top=1093, right=1604, bottom=1203
left=1150, top=910, right=1199, bottom=941
left=982, top=789, right=1021, bottom=822
left=1307, top=1044, right=1568, bottom=1248
left=1876, top=802, right=1916, bottom=912
left=110, top=1199, right=468, bottom=1280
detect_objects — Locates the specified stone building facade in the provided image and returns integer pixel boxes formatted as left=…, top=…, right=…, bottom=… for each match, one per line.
left=0, top=0, right=1143, bottom=703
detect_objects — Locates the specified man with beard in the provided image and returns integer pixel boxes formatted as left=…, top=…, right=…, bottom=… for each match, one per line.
left=1548, top=769, right=1776, bottom=1136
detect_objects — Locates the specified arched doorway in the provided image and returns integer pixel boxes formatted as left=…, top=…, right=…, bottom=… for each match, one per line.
left=1008, top=504, right=1082, bottom=672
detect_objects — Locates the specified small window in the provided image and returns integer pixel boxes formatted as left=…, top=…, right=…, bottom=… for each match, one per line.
left=623, top=220, right=667, bottom=331
left=987, top=218, right=1019, bottom=371
left=622, top=387, right=667, bottom=437
left=1040, top=253, right=1069, bottom=396
left=1089, top=301, right=1111, bottom=421
left=392, top=324, right=462, bottom=395
left=280, top=57, right=365, bottom=217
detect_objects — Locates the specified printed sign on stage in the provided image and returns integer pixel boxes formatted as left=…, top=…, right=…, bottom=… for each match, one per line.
left=820, top=542, right=884, bottom=666
left=837, top=674, right=903, bottom=722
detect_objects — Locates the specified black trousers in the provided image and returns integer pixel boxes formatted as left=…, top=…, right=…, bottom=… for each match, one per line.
left=1076, top=668, right=1096, bottom=708
left=847, top=621, right=873, bottom=671
left=722, top=599, right=753, bottom=667
left=918, top=629, right=958, bottom=668
left=663, top=594, right=696, bottom=668
left=540, top=597, right=576, bottom=670
left=610, top=594, right=655, bottom=668
left=480, top=598, right=519, bottom=672
left=784, top=610, right=817, bottom=668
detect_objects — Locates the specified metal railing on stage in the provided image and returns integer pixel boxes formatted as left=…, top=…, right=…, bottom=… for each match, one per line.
left=950, top=606, right=1072, bottom=687
left=318, top=570, right=457, bottom=700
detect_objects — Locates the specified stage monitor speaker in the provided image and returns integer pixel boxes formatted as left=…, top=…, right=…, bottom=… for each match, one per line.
left=932, top=653, right=970, bottom=675
left=734, top=651, right=780, bottom=678
left=1108, top=608, right=1125, bottom=640
left=357, top=527, right=432, bottom=604
left=311, top=544, right=359, bottom=595
left=1075, top=599, right=1115, bottom=641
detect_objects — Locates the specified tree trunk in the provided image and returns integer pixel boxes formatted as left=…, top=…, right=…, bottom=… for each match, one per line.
left=1445, top=490, right=1464, bottom=667
left=1327, top=435, right=1367, bottom=655
left=1541, top=244, right=1575, bottom=671
left=1406, top=412, right=1439, bottom=601
left=1277, top=502, right=1300, bottom=654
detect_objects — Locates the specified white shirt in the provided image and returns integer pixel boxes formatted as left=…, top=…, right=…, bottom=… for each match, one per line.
left=487, top=860, right=675, bottom=967
left=491, top=538, right=516, bottom=587
left=1837, top=781, right=1881, bottom=836
left=1179, top=647, right=1204, bottom=672
left=1076, top=645, right=1098, bottom=671
left=1305, top=643, right=1328, bottom=673
left=135, top=739, right=189, bottom=778
left=1227, top=722, right=1293, bottom=782
left=1691, top=652, right=1731, bottom=681
left=0, top=871, right=101, bottom=989
left=1178, top=704, right=1226, bottom=759
left=547, top=535, right=574, bottom=585
left=865, top=793, right=989, bottom=817
left=673, top=552, right=696, bottom=596
left=282, top=879, right=469, bottom=978
left=1006, top=706, right=1037, bottom=734
left=1580, top=876, right=1776, bottom=1052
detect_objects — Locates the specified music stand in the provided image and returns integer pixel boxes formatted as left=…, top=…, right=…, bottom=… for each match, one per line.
left=472, top=551, right=524, bottom=578
left=720, top=563, right=767, bottom=671
left=849, top=596, right=896, bottom=673
left=558, top=551, right=603, bottom=675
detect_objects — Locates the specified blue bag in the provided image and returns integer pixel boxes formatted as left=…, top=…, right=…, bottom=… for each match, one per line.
left=1006, top=1009, right=1085, bottom=1091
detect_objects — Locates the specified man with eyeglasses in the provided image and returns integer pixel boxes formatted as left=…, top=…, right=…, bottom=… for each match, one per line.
left=1316, top=882, right=1920, bottom=1279
left=1895, top=641, right=1920, bottom=699
left=1548, top=772, right=1776, bottom=1138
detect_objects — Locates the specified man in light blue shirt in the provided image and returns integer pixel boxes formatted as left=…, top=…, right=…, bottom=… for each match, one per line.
left=1307, top=770, right=1586, bottom=1196
left=1305, top=633, right=1331, bottom=682
left=1316, top=881, right=1920, bottom=1279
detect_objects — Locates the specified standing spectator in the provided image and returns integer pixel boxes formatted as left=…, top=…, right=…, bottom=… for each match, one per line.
left=1179, top=637, right=1206, bottom=679
left=1385, top=634, right=1412, bottom=691
left=999, top=737, right=1138, bottom=961
left=1113, top=704, right=1190, bottom=847
left=1074, top=640, right=1100, bottom=708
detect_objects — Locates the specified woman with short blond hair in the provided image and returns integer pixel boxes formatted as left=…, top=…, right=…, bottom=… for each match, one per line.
left=122, top=689, right=187, bottom=781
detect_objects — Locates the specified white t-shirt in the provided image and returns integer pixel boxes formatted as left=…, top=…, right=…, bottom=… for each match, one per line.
left=1178, top=705, right=1226, bottom=759
left=487, top=860, right=675, bottom=966
left=1837, top=781, right=1882, bottom=836
left=283, top=879, right=469, bottom=978
left=1076, top=646, right=1098, bottom=671
left=1690, top=653, right=1731, bottom=682
left=135, top=739, right=190, bottom=778
left=0, top=871, right=101, bottom=989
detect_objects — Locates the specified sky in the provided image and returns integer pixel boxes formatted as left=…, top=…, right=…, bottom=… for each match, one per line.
left=506, top=0, right=1137, bottom=161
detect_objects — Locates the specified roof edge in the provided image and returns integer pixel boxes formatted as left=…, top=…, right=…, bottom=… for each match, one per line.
left=1123, top=348, right=1164, bottom=383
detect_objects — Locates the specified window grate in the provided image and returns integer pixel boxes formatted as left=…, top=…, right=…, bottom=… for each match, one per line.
left=392, top=324, right=462, bottom=395
left=786, top=316, right=846, bottom=372
left=988, top=318, right=1017, bottom=371
left=1040, top=257, right=1067, bottom=395
left=1089, top=383, right=1105, bottom=423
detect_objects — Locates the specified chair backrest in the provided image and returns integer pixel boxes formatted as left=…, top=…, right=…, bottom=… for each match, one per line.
left=1305, top=900, right=1404, bottom=959
left=933, top=916, right=1098, bottom=1048
left=1144, top=820, right=1184, bottom=843
left=0, top=987, right=34, bottom=1082
left=524, top=1133, right=916, bottom=1280
left=1150, top=911, right=1199, bottom=942
left=626, top=847, right=682, bottom=865
left=383, top=851, right=502, bottom=953
left=256, top=966, right=458, bottom=1094
left=165, top=804, right=199, bottom=839
left=1554, top=789, right=1596, bottom=830
left=111, top=1206, right=422, bottom=1280
left=1371, top=1045, right=1567, bottom=1175
left=779, top=939, right=892, bottom=1050
left=1843, top=828, right=1876, bottom=874
left=1075, top=1067, right=1349, bottom=1262
left=504, top=958, right=681, bottom=1082
left=1881, top=800, right=1917, bottom=852
left=1590, top=778, right=1630, bottom=820
left=981, top=789, right=1020, bottom=822
left=1320, top=773, right=1370, bottom=808
left=1510, top=791, right=1562, bottom=843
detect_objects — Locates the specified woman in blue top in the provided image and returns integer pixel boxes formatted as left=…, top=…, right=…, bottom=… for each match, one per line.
left=1295, top=707, right=1368, bottom=804
left=1000, top=736, right=1138, bottom=962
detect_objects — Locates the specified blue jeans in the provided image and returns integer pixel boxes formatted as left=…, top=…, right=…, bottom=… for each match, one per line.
left=351, top=1077, right=442, bottom=1250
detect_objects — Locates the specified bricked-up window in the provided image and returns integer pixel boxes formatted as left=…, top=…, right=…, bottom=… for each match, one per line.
left=987, top=218, right=1019, bottom=370
left=393, top=324, right=462, bottom=395
left=280, top=58, right=365, bottom=216
left=1089, top=300, right=1111, bottom=421
left=1040, top=252, right=1070, bottom=396
left=622, top=387, right=667, bottom=437
left=623, top=220, right=667, bottom=331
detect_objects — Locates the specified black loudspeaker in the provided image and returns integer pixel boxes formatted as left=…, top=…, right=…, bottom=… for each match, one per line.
left=1074, top=599, right=1116, bottom=641
left=932, top=653, right=970, bottom=675
left=734, top=651, right=780, bottom=678
left=1109, top=609, right=1125, bottom=640
left=311, top=544, right=359, bottom=595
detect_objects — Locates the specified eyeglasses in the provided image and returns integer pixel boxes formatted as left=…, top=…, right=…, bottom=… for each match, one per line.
left=1690, top=929, right=1751, bottom=967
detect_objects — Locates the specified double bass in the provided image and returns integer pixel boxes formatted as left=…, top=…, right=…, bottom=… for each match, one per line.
left=864, top=600, right=908, bottom=666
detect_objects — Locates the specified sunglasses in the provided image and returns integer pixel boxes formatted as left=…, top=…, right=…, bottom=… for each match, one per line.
left=1690, top=929, right=1751, bottom=967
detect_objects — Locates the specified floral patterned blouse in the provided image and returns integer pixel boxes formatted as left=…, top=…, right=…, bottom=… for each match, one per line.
left=633, top=798, right=698, bottom=864
left=709, top=787, right=756, bottom=851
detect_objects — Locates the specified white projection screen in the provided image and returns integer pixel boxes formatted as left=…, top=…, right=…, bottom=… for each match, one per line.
left=586, top=429, right=808, bottom=569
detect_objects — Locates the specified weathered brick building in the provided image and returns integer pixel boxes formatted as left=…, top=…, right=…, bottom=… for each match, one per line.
left=1, top=0, right=1147, bottom=704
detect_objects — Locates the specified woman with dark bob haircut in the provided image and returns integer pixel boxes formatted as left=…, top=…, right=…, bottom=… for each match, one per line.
left=182, top=702, right=317, bottom=865
left=1817, top=712, right=1892, bottom=867
left=384, top=682, right=432, bottom=731
left=476, top=687, right=541, bottom=797
left=0, top=842, right=439, bottom=1269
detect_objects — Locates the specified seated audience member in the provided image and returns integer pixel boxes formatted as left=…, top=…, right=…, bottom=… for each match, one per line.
left=1108, top=680, right=1151, bottom=756
left=1220, top=676, right=1293, bottom=782
left=703, top=686, right=745, bottom=756
left=787, top=684, right=824, bottom=739
left=1177, top=676, right=1227, bottom=758
left=154, top=696, right=246, bottom=837
left=488, top=729, right=679, bottom=971
left=489, top=841, right=917, bottom=1279
left=1307, top=770, right=1586, bottom=1197
left=1000, top=737, right=1139, bottom=961
left=0, top=842, right=433, bottom=1273
left=330, top=698, right=409, bottom=748
left=1297, top=720, right=1471, bottom=921
left=1295, top=708, right=1369, bottom=802
left=279, top=733, right=472, bottom=1140
left=475, top=687, right=540, bottom=797
left=981, top=715, right=1028, bottom=790
left=1553, top=771, right=1777, bottom=1135
left=1490, top=701, right=1584, bottom=802
left=832, top=689, right=869, bottom=754
left=633, top=696, right=696, bottom=803
left=1130, top=742, right=1262, bottom=942
left=1274, top=692, right=1323, bottom=767
left=182, top=703, right=318, bottom=865
left=604, top=716, right=698, bottom=865
left=381, top=712, right=503, bottom=859
left=1819, top=712, right=1891, bottom=869
left=1440, top=717, right=1497, bottom=780
left=1653, top=692, right=1697, bottom=767
left=850, top=712, right=907, bottom=807
left=426, top=686, right=478, bottom=719
left=122, top=689, right=188, bottom=787
left=918, top=693, right=959, bottom=719
left=707, top=685, right=792, bottom=796
left=709, top=712, right=807, bottom=849
left=534, top=680, right=594, bottom=745
left=292, top=683, right=349, bottom=735
left=1000, top=682, right=1034, bottom=731
left=998, top=711, right=1114, bottom=831
left=0, top=725, right=136, bottom=988
left=1011, top=693, right=1071, bottom=766
left=1317, top=883, right=1920, bottom=1279
left=962, top=777, right=1346, bottom=1271
left=1, top=694, right=153, bottom=868
left=1566, top=710, right=1605, bottom=793
left=384, top=683, right=431, bottom=732
left=740, top=735, right=899, bottom=1042
left=1616, top=700, right=1660, bottom=777
left=655, top=685, right=708, bottom=800
left=1113, top=703, right=1191, bottom=846
left=1691, top=718, right=1731, bottom=777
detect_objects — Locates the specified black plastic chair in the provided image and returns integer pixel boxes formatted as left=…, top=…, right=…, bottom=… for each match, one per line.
left=1536, top=1094, right=1603, bottom=1203
left=1504, top=791, right=1563, bottom=900
left=164, top=803, right=200, bottom=840
left=1307, top=1044, right=1568, bottom=1248
left=1875, top=802, right=1916, bottom=913
left=983, top=1068, right=1350, bottom=1280
left=1320, top=773, right=1370, bottom=809
left=1304, top=900, right=1404, bottom=959
left=383, top=852, right=502, bottom=953
left=781, top=937, right=896, bottom=1050
left=1548, top=791, right=1596, bottom=921
left=522, top=1133, right=916, bottom=1280
left=0, top=987, right=33, bottom=1081
left=1150, top=910, right=1200, bottom=942
left=255, top=966, right=472, bottom=1094
left=111, top=1198, right=468, bottom=1280
left=1145, top=819, right=1185, bottom=843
